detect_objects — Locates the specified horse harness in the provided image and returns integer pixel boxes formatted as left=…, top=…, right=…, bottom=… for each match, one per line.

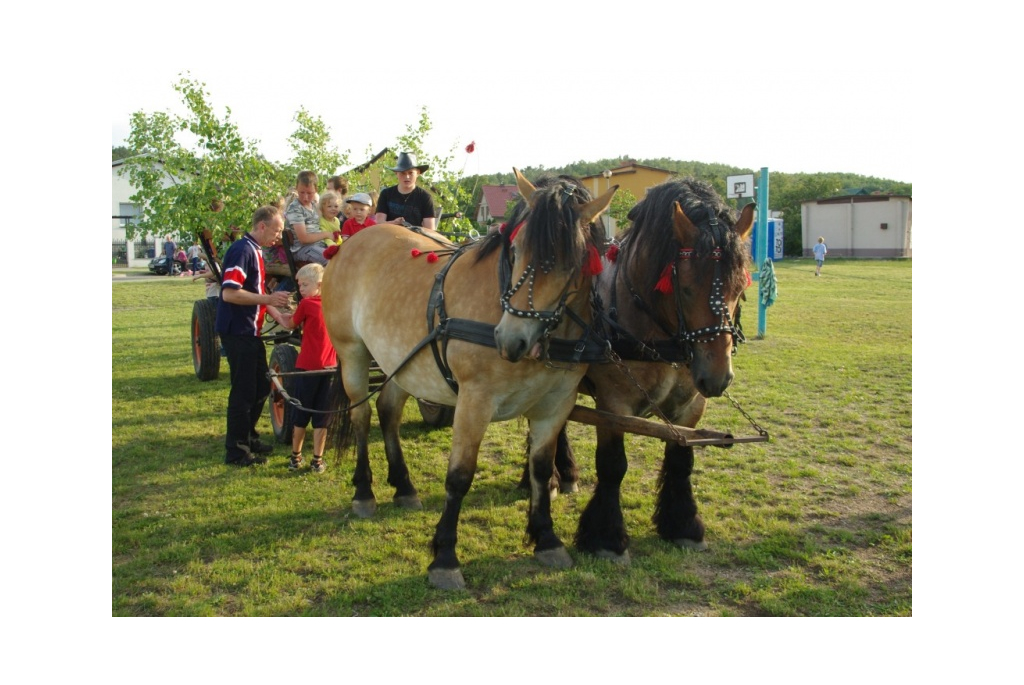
left=601, top=210, right=744, bottom=366
left=424, top=231, right=607, bottom=395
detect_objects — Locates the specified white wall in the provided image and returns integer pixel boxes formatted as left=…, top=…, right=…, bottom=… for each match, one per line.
left=802, top=196, right=912, bottom=257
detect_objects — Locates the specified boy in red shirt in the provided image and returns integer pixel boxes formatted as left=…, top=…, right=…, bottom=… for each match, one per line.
left=276, top=263, right=337, bottom=472
left=340, top=192, right=377, bottom=238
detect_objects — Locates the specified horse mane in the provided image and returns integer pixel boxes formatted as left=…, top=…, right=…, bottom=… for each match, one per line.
left=474, top=175, right=602, bottom=268
left=619, top=177, right=750, bottom=296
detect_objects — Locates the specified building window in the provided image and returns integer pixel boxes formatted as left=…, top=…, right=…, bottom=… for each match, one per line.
left=119, top=202, right=140, bottom=228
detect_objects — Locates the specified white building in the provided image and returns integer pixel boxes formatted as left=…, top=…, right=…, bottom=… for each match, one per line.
left=112, top=158, right=176, bottom=267
left=801, top=194, right=912, bottom=258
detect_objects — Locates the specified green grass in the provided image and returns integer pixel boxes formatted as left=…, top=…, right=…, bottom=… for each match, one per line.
left=112, top=257, right=911, bottom=616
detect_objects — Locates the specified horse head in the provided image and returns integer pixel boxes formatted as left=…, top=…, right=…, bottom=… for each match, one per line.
left=494, top=168, right=616, bottom=362
left=616, top=179, right=754, bottom=397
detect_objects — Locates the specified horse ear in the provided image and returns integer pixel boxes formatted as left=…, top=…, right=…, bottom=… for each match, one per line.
left=672, top=202, right=699, bottom=247
left=513, top=168, right=535, bottom=201
left=734, top=203, right=755, bottom=241
left=580, top=184, right=618, bottom=226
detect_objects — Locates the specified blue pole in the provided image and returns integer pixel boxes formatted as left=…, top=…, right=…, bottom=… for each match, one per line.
left=755, top=167, right=769, bottom=338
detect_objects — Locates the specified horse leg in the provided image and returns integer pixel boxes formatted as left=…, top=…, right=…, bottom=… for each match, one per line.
left=575, top=426, right=630, bottom=564
left=517, top=424, right=577, bottom=495
left=337, top=348, right=376, bottom=518
left=428, top=400, right=489, bottom=591
left=525, top=414, right=573, bottom=569
left=376, top=382, right=421, bottom=510
left=652, top=442, right=707, bottom=550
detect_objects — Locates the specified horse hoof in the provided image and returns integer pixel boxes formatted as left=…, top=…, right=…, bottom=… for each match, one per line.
left=352, top=499, right=377, bottom=519
left=594, top=549, right=631, bottom=566
left=394, top=495, right=423, bottom=511
left=673, top=538, right=708, bottom=552
left=429, top=567, right=466, bottom=590
left=535, top=546, right=573, bottom=569
left=559, top=481, right=579, bottom=495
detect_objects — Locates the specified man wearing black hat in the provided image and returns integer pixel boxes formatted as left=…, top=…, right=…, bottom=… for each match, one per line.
left=374, top=151, right=437, bottom=231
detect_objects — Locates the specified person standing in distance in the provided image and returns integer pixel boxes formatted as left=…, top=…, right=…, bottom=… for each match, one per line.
left=216, top=205, right=293, bottom=466
left=813, top=236, right=828, bottom=277
left=373, top=152, right=436, bottom=231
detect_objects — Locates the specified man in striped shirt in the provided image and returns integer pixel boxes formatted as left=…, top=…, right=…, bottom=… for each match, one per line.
left=216, top=205, right=293, bottom=466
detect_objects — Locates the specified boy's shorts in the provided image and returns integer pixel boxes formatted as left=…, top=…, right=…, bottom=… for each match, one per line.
left=291, top=370, right=335, bottom=430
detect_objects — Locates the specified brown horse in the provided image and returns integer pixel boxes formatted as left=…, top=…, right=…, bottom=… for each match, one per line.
left=322, top=169, right=616, bottom=589
left=542, top=178, right=755, bottom=562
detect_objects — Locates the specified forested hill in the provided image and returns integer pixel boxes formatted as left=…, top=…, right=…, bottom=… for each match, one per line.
left=468, top=157, right=910, bottom=257
left=474, top=157, right=910, bottom=195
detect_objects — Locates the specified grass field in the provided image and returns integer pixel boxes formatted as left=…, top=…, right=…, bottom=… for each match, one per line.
left=111, top=257, right=911, bottom=616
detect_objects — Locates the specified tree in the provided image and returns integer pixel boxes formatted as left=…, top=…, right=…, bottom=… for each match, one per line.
left=279, top=107, right=348, bottom=185
left=118, top=75, right=288, bottom=246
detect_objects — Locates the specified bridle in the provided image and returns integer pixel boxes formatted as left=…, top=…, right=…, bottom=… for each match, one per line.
left=614, top=210, right=744, bottom=364
left=497, top=184, right=596, bottom=340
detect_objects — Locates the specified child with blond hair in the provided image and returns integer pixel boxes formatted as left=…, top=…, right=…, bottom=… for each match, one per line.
left=319, top=191, right=342, bottom=236
left=275, top=263, right=337, bottom=472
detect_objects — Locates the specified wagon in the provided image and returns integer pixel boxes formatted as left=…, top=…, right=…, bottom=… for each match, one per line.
left=189, top=225, right=457, bottom=444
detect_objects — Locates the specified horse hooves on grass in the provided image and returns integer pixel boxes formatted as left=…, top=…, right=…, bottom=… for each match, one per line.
left=352, top=499, right=377, bottom=519
left=394, top=495, right=423, bottom=511
left=594, top=549, right=631, bottom=566
left=673, top=538, right=708, bottom=552
left=559, top=481, right=579, bottom=495
left=535, top=546, right=574, bottom=569
left=429, top=567, right=466, bottom=591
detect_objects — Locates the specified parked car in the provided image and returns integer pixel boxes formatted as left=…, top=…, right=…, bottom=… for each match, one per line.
left=148, top=255, right=187, bottom=275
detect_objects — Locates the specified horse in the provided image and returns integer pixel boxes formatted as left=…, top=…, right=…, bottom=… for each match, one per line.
left=321, top=169, right=617, bottom=589
left=527, top=178, right=755, bottom=563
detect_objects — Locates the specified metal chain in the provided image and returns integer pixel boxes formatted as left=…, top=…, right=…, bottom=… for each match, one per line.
left=606, top=348, right=686, bottom=442
left=722, top=389, right=770, bottom=437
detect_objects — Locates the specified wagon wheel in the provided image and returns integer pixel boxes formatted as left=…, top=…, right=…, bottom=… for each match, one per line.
left=191, top=299, right=220, bottom=381
left=269, top=344, right=299, bottom=444
left=417, top=399, right=455, bottom=428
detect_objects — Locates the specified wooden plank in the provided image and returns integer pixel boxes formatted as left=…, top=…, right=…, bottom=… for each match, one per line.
left=567, top=405, right=767, bottom=447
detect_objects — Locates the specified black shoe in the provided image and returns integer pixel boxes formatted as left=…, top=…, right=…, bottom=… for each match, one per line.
left=249, top=438, right=274, bottom=455
left=226, top=453, right=268, bottom=466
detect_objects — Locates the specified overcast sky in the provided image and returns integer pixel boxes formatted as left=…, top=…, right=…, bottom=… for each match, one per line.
left=108, top=1, right=916, bottom=183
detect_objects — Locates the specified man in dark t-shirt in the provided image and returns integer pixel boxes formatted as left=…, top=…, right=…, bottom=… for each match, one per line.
left=373, top=151, right=436, bottom=230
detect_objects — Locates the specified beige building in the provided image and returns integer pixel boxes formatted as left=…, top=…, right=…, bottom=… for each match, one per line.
left=580, top=162, right=675, bottom=237
left=801, top=194, right=912, bottom=257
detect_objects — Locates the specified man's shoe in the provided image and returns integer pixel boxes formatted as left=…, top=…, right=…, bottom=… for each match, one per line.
left=249, top=438, right=274, bottom=455
left=226, top=453, right=267, bottom=466
left=311, top=457, right=327, bottom=473
left=225, top=442, right=267, bottom=466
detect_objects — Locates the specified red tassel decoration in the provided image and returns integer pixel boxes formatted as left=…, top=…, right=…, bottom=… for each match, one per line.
left=427, top=252, right=439, bottom=263
left=582, top=244, right=602, bottom=276
left=411, top=249, right=422, bottom=258
left=606, top=244, right=619, bottom=263
left=324, top=245, right=339, bottom=260
left=654, top=263, right=674, bottom=294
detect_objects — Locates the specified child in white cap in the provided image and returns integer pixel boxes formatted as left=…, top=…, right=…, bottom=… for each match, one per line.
left=341, top=192, right=377, bottom=238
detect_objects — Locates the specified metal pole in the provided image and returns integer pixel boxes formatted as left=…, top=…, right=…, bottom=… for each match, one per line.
left=755, top=167, right=770, bottom=338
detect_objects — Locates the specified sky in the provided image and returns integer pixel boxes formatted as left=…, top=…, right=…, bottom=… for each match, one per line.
left=108, top=1, right=917, bottom=184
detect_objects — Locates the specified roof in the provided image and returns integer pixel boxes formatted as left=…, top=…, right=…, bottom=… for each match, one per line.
left=580, top=161, right=675, bottom=182
left=480, top=185, right=520, bottom=217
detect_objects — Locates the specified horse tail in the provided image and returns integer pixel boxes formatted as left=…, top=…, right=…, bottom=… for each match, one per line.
left=327, top=366, right=354, bottom=456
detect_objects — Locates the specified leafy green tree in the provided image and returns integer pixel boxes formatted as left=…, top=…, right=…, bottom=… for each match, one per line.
left=279, top=107, right=348, bottom=185
left=118, top=75, right=288, bottom=246
left=112, top=146, right=133, bottom=161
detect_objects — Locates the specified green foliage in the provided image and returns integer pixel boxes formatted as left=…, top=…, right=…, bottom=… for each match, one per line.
left=608, top=187, right=637, bottom=228
left=279, top=107, right=348, bottom=185
left=472, top=158, right=910, bottom=257
left=118, top=75, right=288, bottom=245
left=112, top=145, right=132, bottom=161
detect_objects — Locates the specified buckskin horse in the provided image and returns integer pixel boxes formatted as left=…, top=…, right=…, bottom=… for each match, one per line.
left=534, top=178, right=755, bottom=563
left=321, top=170, right=616, bottom=589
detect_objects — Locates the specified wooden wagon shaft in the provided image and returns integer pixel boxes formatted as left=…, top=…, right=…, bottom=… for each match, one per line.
left=567, top=405, right=768, bottom=447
